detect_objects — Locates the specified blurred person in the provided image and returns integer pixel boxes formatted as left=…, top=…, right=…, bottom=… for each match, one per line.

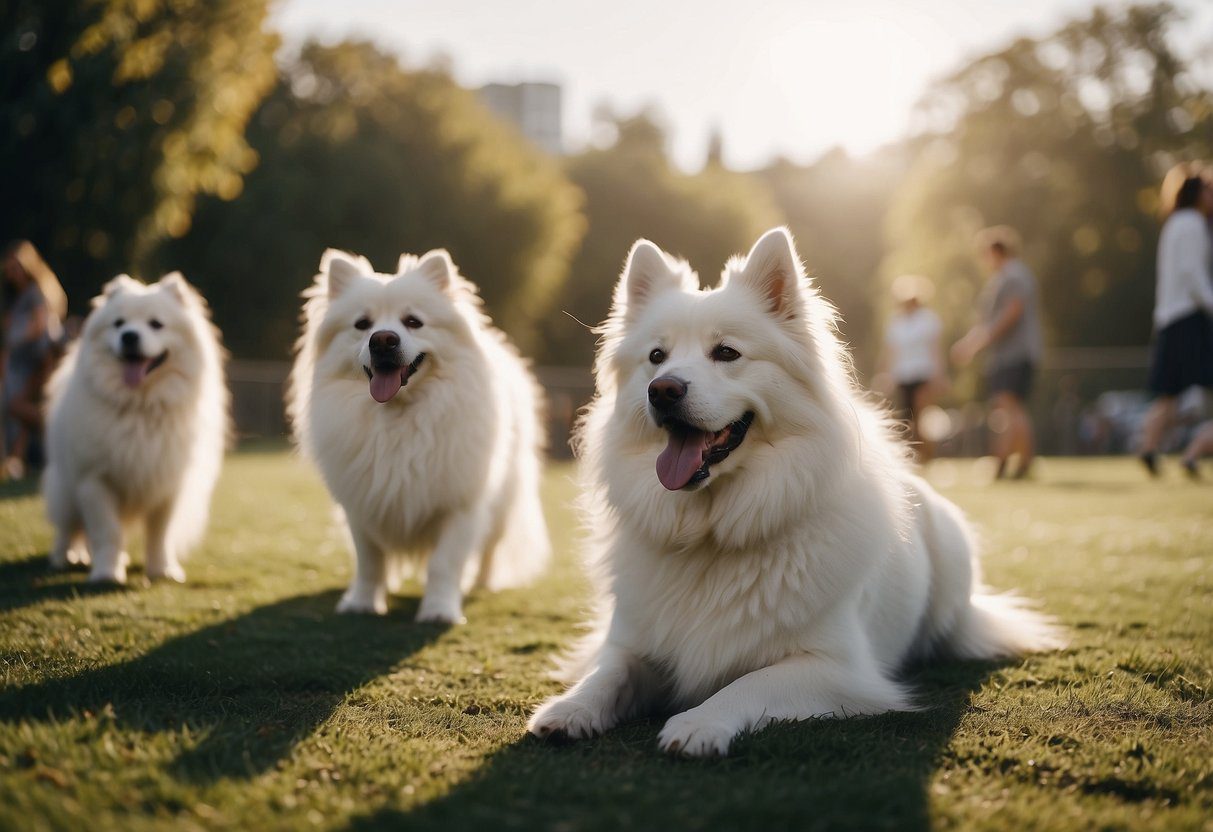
left=1137, top=164, right=1213, bottom=477
left=879, top=274, right=945, bottom=462
left=1180, top=421, right=1213, bottom=478
left=951, top=226, right=1044, bottom=479
left=2, top=241, right=66, bottom=479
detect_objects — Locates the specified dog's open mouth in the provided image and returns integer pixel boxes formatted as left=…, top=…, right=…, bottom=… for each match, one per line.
left=121, top=351, right=168, bottom=389
left=655, top=412, right=754, bottom=491
left=363, top=353, right=427, bottom=403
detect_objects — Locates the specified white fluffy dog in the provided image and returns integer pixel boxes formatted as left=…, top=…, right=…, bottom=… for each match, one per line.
left=529, top=228, right=1063, bottom=756
left=43, top=273, right=228, bottom=584
left=289, top=248, right=550, bottom=623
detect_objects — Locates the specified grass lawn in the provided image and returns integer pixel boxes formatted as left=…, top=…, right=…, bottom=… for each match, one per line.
left=0, top=450, right=1209, bottom=831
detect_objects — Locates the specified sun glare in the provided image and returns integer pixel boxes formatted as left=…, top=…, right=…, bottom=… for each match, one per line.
left=761, top=12, right=937, bottom=157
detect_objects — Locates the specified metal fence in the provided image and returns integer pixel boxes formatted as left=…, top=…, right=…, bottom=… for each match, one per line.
left=229, top=349, right=1203, bottom=458
left=228, top=361, right=594, bottom=457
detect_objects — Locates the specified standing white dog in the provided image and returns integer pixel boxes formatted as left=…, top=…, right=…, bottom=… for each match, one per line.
left=529, top=228, right=1063, bottom=756
left=43, top=273, right=228, bottom=584
left=289, top=248, right=550, bottom=623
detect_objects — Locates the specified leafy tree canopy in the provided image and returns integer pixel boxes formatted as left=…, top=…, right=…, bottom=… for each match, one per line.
left=540, top=109, right=782, bottom=366
left=159, top=41, right=586, bottom=359
left=1, top=0, right=278, bottom=303
left=882, top=2, right=1213, bottom=351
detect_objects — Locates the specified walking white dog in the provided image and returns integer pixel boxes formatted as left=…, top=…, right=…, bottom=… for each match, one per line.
left=289, top=248, right=550, bottom=623
left=43, top=273, right=228, bottom=584
left=529, top=228, right=1063, bottom=756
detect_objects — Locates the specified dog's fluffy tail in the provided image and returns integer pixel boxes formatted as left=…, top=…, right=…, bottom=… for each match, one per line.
left=911, top=475, right=1066, bottom=661
left=479, top=480, right=551, bottom=591
left=947, top=591, right=1067, bottom=660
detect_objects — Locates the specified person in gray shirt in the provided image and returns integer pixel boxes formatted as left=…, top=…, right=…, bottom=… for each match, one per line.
left=951, top=226, right=1044, bottom=479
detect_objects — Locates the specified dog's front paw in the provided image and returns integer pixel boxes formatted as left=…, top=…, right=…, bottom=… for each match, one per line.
left=412, top=599, right=458, bottom=625
left=659, top=710, right=736, bottom=757
left=147, top=562, right=186, bottom=583
left=66, top=545, right=91, bottom=568
left=336, top=590, right=388, bottom=615
left=49, top=544, right=90, bottom=572
left=529, top=696, right=613, bottom=741
left=88, top=563, right=128, bottom=586
left=415, top=594, right=464, bottom=625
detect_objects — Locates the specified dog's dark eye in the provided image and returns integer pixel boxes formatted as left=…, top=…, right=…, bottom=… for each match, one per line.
left=649, top=348, right=666, bottom=365
left=354, top=317, right=372, bottom=331
left=113, top=318, right=125, bottom=328
left=148, top=319, right=163, bottom=330
left=712, top=345, right=742, bottom=362
left=403, top=315, right=423, bottom=329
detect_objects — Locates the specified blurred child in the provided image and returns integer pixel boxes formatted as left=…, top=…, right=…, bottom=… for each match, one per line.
left=880, top=274, right=945, bottom=462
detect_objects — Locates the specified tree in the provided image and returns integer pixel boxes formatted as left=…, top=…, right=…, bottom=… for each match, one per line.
left=540, top=110, right=782, bottom=366
left=1, top=0, right=277, bottom=303
left=158, top=41, right=585, bottom=359
left=754, top=148, right=911, bottom=374
left=881, top=2, right=1213, bottom=354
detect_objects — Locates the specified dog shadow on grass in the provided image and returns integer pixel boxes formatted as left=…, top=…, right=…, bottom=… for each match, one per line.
left=346, top=661, right=1002, bottom=832
left=0, top=589, right=446, bottom=783
left=0, top=555, right=131, bottom=613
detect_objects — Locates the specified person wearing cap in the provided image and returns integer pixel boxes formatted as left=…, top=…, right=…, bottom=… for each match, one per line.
left=880, top=274, right=945, bottom=462
left=951, top=226, right=1044, bottom=480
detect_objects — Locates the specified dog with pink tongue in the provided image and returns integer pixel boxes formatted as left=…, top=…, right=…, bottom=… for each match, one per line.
left=43, top=273, right=228, bottom=584
left=289, top=248, right=550, bottom=623
left=530, top=228, right=1063, bottom=756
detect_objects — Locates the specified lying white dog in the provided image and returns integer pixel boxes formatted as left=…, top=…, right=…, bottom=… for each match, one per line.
left=289, top=249, right=550, bottom=623
left=529, top=228, right=1063, bottom=756
left=43, top=273, right=228, bottom=584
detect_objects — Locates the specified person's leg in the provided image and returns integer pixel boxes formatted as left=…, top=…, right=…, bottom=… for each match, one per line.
left=989, top=391, right=1016, bottom=477
left=1011, top=395, right=1035, bottom=478
left=913, top=382, right=936, bottom=463
left=1139, top=396, right=1177, bottom=475
left=4, top=372, right=46, bottom=475
left=1181, top=420, right=1213, bottom=478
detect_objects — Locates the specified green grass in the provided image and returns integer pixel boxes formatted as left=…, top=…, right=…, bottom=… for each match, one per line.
left=0, top=451, right=1209, bottom=831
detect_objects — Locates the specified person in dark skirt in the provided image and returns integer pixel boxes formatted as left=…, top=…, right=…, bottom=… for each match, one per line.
left=1138, top=164, right=1213, bottom=478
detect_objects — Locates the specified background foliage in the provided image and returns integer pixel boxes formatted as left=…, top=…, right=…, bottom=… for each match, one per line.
left=881, top=2, right=1213, bottom=354
left=1, top=0, right=278, bottom=302
left=158, top=41, right=585, bottom=357
left=3, top=2, right=1210, bottom=370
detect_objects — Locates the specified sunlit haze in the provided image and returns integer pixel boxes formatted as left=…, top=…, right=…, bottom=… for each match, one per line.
left=275, top=0, right=1210, bottom=170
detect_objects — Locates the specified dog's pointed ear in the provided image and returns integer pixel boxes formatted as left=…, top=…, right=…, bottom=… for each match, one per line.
left=733, top=227, right=804, bottom=322
left=157, top=271, right=194, bottom=304
left=416, top=249, right=455, bottom=292
left=100, top=274, right=141, bottom=301
left=616, top=240, right=690, bottom=317
left=320, top=249, right=366, bottom=299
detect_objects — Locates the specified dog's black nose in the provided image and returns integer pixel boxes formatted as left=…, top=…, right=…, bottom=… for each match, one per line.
left=648, top=376, right=687, bottom=410
left=369, top=330, right=401, bottom=352
left=120, top=330, right=139, bottom=348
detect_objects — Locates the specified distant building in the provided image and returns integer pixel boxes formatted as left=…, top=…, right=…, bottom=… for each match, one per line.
left=477, top=82, right=562, bottom=155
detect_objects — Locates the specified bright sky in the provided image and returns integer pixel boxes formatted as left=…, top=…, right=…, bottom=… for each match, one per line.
left=275, top=0, right=1212, bottom=171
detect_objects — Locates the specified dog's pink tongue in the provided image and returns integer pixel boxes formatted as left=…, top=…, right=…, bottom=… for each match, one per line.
left=656, top=430, right=709, bottom=491
left=122, top=360, right=152, bottom=389
left=369, top=369, right=403, bottom=403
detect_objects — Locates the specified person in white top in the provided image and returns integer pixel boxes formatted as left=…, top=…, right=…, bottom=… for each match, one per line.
left=880, top=274, right=945, bottom=461
left=1139, top=164, right=1213, bottom=478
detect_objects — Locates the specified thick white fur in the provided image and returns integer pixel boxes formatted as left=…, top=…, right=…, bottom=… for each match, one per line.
left=529, top=228, right=1064, bottom=756
left=289, top=248, right=550, bottom=623
left=42, top=273, right=228, bottom=584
